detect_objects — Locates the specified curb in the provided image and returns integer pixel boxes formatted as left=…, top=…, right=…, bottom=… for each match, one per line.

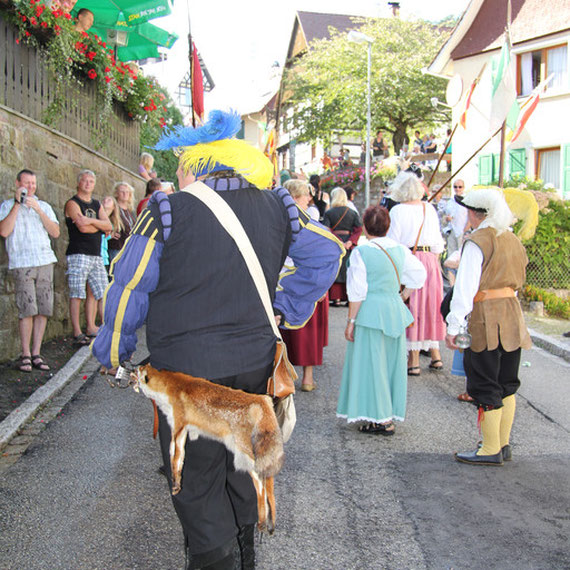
left=0, top=346, right=92, bottom=450
left=528, top=328, right=570, bottom=364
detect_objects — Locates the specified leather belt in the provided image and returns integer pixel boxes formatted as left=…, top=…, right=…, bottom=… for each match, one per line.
left=411, top=246, right=431, bottom=252
left=473, top=287, right=515, bottom=303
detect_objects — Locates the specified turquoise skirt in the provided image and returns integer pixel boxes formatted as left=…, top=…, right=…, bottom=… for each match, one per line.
left=337, top=325, right=407, bottom=424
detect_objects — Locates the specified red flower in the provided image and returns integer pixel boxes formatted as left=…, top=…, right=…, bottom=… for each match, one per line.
left=86, top=51, right=97, bottom=61
left=25, top=31, right=31, bottom=36
left=104, top=66, right=111, bottom=72
left=105, top=76, right=111, bottom=83
left=54, top=25, right=61, bottom=34
left=88, top=69, right=97, bottom=79
left=40, top=21, right=48, bottom=28
left=64, top=13, right=71, bottom=20
left=21, top=15, right=27, bottom=22
left=52, top=8, right=62, bottom=18
left=30, top=17, right=38, bottom=25
left=15, top=38, right=20, bottom=44
left=117, top=85, right=123, bottom=92
left=35, top=5, right=44, bottom=17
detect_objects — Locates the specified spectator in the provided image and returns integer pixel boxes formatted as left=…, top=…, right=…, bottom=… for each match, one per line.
left=372, top=130, right=388, bottom=161
left=337, top=205, right=426, bottom=434
left=387, top=172, right=446, bottom=376
left=444, top=128, right=453, bottom=171
left=64, top=170, right=112, bottom=346
left=444, top=179, right=469, bottom=255
left=323, top=187, right=362, bottom=306
left=138, top=152, right=157, bottom=181
left=413, top=130, right=423, bottom=151
left=424, top=134, right=437, bottom=154
left=281, top=179, right=330, bottom=392
left=101, top=196, right=120, bottom=274
left=136, top=177, right=162, bottom=215
left=345, top=186, right=359, bottom=214
left=161, top=181, right=176, bottom=195
left=0, top=169, right=60, bottom=372
left=108, top=182, right=136, bottom=264
left=309, top=174, right=329, bottom=221
left=74, top=8, right=94, bottom=33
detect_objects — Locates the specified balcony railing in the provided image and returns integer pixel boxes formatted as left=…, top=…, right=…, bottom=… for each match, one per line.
left=0, top=13, right=139, bottom=171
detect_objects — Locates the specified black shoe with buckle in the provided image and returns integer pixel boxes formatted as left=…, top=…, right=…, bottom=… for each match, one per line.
left=454, top=449, right=504, bottom=466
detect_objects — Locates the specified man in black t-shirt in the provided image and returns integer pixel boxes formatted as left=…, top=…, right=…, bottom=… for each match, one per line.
left=64, top=169, right=112, bottom=344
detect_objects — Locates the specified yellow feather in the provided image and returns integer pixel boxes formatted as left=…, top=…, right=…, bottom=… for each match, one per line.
left=178, top=139, right=274, bottom=189
left=472, top=185, right=539, bottom=240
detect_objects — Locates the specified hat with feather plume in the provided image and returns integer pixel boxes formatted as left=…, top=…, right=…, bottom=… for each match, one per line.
left=154, top=109, right=274, bottom=189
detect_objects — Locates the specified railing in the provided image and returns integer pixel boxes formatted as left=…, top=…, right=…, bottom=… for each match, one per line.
left=0, top=13, right=140, bottom=171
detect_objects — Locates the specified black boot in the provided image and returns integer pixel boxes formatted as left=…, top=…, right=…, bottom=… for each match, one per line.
left=237, top=524, right=256, bottom=570
left=186, top=539, right=241, bottom=570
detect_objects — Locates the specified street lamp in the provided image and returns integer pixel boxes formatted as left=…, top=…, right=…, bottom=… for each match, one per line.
left=348, top=30, right=373, bottom=208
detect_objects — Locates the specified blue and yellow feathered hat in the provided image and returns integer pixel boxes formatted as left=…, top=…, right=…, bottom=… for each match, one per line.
left=154, top=110, right=274, bottom=189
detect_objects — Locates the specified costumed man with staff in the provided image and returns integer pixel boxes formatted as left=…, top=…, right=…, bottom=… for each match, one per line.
left=91, top=110, right=344, bottom=569
left=445, top=188, right=531, bottom=466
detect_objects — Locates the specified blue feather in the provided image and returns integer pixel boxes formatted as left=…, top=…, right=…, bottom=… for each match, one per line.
left=154, top=109, right=241, bottom=150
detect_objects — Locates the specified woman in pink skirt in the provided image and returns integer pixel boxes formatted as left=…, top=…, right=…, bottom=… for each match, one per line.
left=387, top=172, right=446, bottom=375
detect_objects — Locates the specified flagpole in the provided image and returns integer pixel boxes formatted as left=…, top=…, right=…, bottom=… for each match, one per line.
left=498, top=119, right=507, bottom=187
left=429, top=125, right=503, bottom=202
left=427, top=123, right=457, bottom=188
left=187, top=0, right=195, bottom=127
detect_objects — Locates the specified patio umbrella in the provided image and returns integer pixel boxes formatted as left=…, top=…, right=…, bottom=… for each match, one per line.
left=90, top=21, right=178, bottom=61
left=72, top=0, right=173, bottom=28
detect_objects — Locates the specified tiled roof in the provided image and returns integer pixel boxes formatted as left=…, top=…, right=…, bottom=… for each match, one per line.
left=451, top=0, right=570, bottom=60
left=297, top=11, right=361, bottom=45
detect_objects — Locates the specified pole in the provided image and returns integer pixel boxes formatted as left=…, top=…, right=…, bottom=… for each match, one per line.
left=498, top=119, right=507, bottom=188
left=429, top=124, right=503, bottom=202
left=427, top=123, right=457, bottom=188
left=187, top=1, right=195, bottom=127
left=365, top=41, right=371, bottom=208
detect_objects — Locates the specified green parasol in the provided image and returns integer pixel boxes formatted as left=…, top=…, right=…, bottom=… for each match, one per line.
left=90, top=21, right=178, bottom=61
left=72, top=0, right=172, bottom=28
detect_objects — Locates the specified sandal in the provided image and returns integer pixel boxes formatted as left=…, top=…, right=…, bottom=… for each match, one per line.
left=17, top=356, right=32, bottom=373
left=359, top=422, right=395, bottom=435
left=74, top=334, right=91, bottom=346
left=429, top=359, right=443, bottom=371
left=457, top=392, right=474, bottom=403
left=31, top=355, right=50, bottom=371
left=407, top=366, right=421, bottom=376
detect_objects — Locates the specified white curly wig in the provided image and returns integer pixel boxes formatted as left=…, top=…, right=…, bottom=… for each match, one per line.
left=390, top=172, right=425, bottom=203
left=461, top=188, right=515, bottom=234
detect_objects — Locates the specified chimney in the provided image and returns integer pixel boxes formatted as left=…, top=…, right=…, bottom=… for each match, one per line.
left=388, top=1, right=400, bottom=17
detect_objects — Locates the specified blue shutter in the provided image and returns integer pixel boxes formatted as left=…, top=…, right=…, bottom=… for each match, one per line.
left=509, top=148, right=526, bottom=178
left=562, top=143, right=570, bottom=198
left=478, top=154, right=493, bottom=184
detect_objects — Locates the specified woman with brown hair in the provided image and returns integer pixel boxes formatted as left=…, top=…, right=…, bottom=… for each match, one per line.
left=107, top=182, right=136, bottom=264
left=337, top=205, right=425, bottom=434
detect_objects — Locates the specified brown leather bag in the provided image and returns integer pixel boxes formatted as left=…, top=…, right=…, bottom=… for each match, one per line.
left=267, top=339, right=297, bottom=399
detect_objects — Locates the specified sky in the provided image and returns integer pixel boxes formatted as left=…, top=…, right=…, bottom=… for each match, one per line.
left=144, top=0, right=471, bottom=116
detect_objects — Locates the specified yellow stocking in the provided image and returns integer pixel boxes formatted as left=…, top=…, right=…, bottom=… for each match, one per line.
left=477, top=408, right=502, bottom=456
left=499, top=394, right=516, bottom=448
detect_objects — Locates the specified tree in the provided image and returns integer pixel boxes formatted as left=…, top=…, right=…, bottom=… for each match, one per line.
left=281, top=17, right=452, bottom=154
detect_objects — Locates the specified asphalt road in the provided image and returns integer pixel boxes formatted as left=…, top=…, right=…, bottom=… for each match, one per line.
left=1, top=308, right=569, bottom=570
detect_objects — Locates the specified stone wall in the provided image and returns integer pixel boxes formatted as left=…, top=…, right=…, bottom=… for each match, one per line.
left=0, top=105, right=147, bottom=360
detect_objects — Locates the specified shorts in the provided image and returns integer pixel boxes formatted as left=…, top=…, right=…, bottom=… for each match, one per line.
left=66, top=254, right=108, bottom=300
left=12, top=264, right=54, bottom=319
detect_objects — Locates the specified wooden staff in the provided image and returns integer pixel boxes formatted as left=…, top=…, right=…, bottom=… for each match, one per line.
left=428, top=124, right=503, bottom=202
left=427, top=123, right=457, bottom=188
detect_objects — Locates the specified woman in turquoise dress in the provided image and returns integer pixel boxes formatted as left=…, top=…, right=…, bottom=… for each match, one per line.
left=337, top=205, right=426, bottom=435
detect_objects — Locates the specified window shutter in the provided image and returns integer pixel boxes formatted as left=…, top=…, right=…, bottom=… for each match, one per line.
left=478, top=154, right=493, bottom=184
left=562, top=143, right=570, bottom=198
left=509, top=148, right=527, bottom=178
left=492, top=153, right=500, bottom=181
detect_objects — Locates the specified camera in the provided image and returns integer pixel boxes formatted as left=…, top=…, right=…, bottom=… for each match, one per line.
left=19, top=188, right=27, bottom=204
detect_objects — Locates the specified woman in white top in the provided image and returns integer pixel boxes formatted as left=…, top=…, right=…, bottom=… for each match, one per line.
left=387, top=172, right=446, bottom=375
left=337, top=205, right=426, bottom=434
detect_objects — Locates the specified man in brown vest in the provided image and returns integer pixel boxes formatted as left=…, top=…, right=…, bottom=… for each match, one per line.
left=445, top=188, right=531, bottom=466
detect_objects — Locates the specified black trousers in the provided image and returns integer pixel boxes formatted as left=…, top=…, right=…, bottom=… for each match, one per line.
left=157, top=362, right=272, bottom=566
left=464, top=344, right=522, bottom=408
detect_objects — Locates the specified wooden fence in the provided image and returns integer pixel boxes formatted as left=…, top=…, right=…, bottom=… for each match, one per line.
left=0, top=13, right=140, bottom=171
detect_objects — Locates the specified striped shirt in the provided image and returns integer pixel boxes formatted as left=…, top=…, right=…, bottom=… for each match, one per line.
left=0, top=198, right=58, bottom=269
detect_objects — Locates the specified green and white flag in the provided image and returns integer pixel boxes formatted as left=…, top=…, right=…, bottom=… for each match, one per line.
left=489, top=34, right=517, bottom=132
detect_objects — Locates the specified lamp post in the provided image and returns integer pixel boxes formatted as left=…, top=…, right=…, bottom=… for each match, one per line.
left=348, top=30, right=373, bottom=208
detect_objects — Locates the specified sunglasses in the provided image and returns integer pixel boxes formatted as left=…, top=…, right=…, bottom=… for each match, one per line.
left=453, top=185, right=463, bottom=189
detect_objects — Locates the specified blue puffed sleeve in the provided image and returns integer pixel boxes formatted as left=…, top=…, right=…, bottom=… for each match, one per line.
left=91, top=206, right=164, bottom=368
left=275, top=206, right=345, bottom=329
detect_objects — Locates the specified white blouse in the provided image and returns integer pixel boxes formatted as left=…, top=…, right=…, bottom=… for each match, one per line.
left=387, top=202, right=445, bottom=254
left=347, top=237, right=427, bottom=302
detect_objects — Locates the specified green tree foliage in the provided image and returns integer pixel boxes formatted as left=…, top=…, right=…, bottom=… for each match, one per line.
left=140, top=86, right=184, bottom=184
left=282, top=17, right=451, bottom=153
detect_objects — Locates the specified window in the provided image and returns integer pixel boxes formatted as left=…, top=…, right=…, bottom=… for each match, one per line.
left=517, top=44, right=568, bottom=96
left=536, top=147, right=561, bottom=188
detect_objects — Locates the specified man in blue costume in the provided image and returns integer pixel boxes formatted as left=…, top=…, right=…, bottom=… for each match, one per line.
left=92, top=110, right=344, bottom=570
